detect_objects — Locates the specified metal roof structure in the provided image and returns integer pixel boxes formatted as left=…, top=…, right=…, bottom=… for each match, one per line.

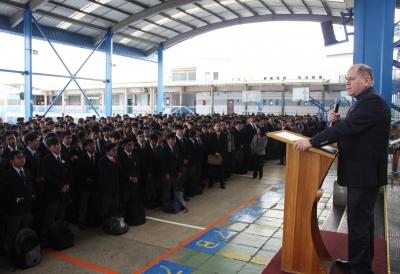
left=0, top=0, right=350, bottom=62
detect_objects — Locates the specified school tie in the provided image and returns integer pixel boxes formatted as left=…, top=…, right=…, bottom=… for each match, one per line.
left=95, top=140, right=100, bottom=153
left=33, top=152, right=36, bottom=159
left=153, top=147, right=158, bottom=160
left=91, top=155, right=95, bottom=165
left=217, top=134, right=219, bottom=140
left=20, top=170, right=25, bottom=185
left=57, top=156, right=61, bottom=163
left=129, top=153, right=132, bottom=160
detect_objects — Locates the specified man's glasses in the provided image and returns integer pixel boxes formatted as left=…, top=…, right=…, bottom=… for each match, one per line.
left=13, top=155, right=25, bottom=160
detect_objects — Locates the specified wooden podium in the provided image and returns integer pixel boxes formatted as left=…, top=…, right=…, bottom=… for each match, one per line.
left=268, top=130, right=338, bottom=274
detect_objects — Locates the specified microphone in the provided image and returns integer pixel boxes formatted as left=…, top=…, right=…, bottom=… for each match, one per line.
left=330, top=98, right=341, bottom=126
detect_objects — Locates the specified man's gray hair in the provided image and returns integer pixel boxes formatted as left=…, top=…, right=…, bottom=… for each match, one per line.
left=352, top=64, right=374, bottom=83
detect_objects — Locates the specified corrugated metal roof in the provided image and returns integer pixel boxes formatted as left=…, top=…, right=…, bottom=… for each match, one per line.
left=0, top=0, right=348, bottom=61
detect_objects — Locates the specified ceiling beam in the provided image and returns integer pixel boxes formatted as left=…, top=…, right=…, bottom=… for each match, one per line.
left=0, top=0, right=25, bottom=10
left=86, top=0, right=131, bottom=16
left=320, top=0, right=331, bottom=16
left=279, top=0, right=293, bottom=14
left=212, top=0, right=240, bottom=18
left=176, top=7, right=209, bottom=25
left=233, top=0, right=257, bottom=16
left=192, top=3, right=225, bottom=22
left=10, top=0, right=48, bottom=28
left=159, top=12, right=196, bottom=29
left=258, top=0, right=274, bottom=14
left=124, top=0, right=148, bottom=9
left=300, top=0, right=312, bottom=14
left=143, top=18, right=182, bottom=34
left=114, top=32, right=159, bottom=46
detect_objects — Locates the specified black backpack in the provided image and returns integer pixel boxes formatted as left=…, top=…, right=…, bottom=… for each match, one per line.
left=173, top=187, right=188, bottom=213
left=125, top=197, right=146, bottom=226
left=47, top=220, right=74, bottom=251
left=14, top=228, right=42, bottom=270
left=103, top=214, right=129, bottom=235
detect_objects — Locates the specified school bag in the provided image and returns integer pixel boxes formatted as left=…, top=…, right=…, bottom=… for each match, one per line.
left=125, top=197, right=146, bottom=226
left=47, top=220, right=75, bottom=251
left=174, top=187, right=188, bottom=213
left=103, top=214, right=129, bottom=235
left=14, top=228, right=42, bottom=270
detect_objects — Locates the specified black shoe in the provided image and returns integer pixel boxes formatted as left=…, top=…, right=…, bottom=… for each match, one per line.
left=252, top=176, right=257, bottom=179
left=183, top=196, right=190, bottom=201
left=78, top=222, right=87, bottom=230
left=277, top=163, right=284, bottom=165
left=220, top=185, right=226, bottom=189
left=258, top=177, right=262, bottom=179
left=0, top=246, right=7, bottom=256
left=208, top=184, right=214, bottom=189
left=336, top=259, right=352, bottom=270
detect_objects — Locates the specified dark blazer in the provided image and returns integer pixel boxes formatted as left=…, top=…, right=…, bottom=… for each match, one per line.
left=22, top=148, right=41, bottom=183
left=266, top=122, right=275, bottom=133
left=187, top=139, right=198, bottom=168
left=38, top=141, right=49, bottom=160
left=0, top=167, right=34, bottom=215
left=2, top=146, right=19, bottom=161
left=175, top=136, right=188, bottom=167
left=160, top=144, right=181, bottom=177
left=99, top=138, right=110, bottom=152
left=118, top=151, right=140, bottom=191
left=195, top=138, right=204, bottom=162
left=133, top=142, right=146, bottom=158
left=232, top=127, right=245, bottom=150
left=41, top=153, right=73, bottom=203
left=61, top=143, right=71, bottom=156
left=75, top=152, right=101, bottom=192
left=208, top=132, right=228, bottom=158
left=312, top=87, right=391, bottom=187
left=98, top=155, right=120, bottom=197
left=0, top=157, right=7, bottom=176
left=243, top=123, right=257, bottom=144
left=142, top=145, right=161, bottom=177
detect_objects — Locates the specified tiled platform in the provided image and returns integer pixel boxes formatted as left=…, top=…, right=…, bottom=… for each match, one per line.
left=142, top=166, right=336, bottom=274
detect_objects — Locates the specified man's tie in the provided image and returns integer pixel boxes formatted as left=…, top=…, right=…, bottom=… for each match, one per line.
left=20, top=170, right=25, bottom=185
left=33, top=152, right=36, bottom=159
left=95, top=140, right=100, bottom=153
left=91, top=155, right=95, bottom=165
left=217, top=134, right=219, bottom=140
left=129, top=153, right=132, bottom=160
left=153, top=147, right=157, bottom=160
left=57, top=156, right=61, bottom=163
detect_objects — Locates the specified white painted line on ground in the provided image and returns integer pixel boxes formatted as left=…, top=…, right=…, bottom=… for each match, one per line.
left=146, top=217, right=205, bottom=230
left=238, top=175, right=279, bottom=180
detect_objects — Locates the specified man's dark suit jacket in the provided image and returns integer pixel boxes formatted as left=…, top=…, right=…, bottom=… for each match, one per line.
left=160, top=145, right=181, bottom=178
left=98, top=155, right=120, bottom=197
left=186, top=139, right=198, bottom=168
left=41, top=153, right=73, bottom=203
left=266, top=122, right=275, bottom=133
left=175, top=136, right=188, bottom=167
left=99, top=138, right=110, bottom=152
left=2, top=146, right=19, bottom=161
left=75, top=152, right=101, bottom=192
left=195, top=139, right=204, bottom=163
left=0, top=157, right=7, bottom=176
left=118, top=151, right=140, bottom=191
left=243, top=123, right=257, bottom=145
left=0, top=167, right=33, bottom=215
left=312, top=86, right=391, bottom=187
left=142, top=145, right=161, bottom=177
left=232, top=127, right=244, bottom=150
left=38, top=141, right=49, bottom=160
left=133, top=142, right=146, bottom=158
left=208, top=132, right=228, bottom=159
left=22, top=148, right=41, bottom=184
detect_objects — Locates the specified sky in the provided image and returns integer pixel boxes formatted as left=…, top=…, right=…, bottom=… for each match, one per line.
left=0, top=10, right=398, bottom=90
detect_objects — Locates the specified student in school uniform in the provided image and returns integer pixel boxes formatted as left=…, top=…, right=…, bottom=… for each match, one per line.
left=40, top=137, right=72, bottom=249
left=0, top=150, right=34, bottom=261
left=75, top=138, right=101, bottom=230
left=98, top=143, right=120, bottom=222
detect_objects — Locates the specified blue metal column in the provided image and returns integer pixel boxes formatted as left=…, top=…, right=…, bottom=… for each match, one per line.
left=23, top=8, right=32, bottom=119
left=105, top=31, right=113, bottom=117
left=157, top=45, right=164, bottom=114
left=353, top=0, right=395, bottom=104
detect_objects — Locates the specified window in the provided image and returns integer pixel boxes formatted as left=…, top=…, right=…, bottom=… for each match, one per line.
left=205, top=72, right=210, bottom=81
left=188, top=72, right=196, bottom=80
left=112, top=94, right=120, bottom=106
left=213, top=72, right=218, bottom=80
left=68, top=95, right=81, bottom=106
left=180, top=72, right=187, bottom=81
left=172, top=73, right=179, bottom=81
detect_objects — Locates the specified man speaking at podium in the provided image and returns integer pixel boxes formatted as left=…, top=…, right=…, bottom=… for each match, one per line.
left=293, top=64, right=391, bottom=274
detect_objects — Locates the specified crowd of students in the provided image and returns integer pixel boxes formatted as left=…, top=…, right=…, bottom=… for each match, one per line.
left=0, top=112, right=324, bottom=263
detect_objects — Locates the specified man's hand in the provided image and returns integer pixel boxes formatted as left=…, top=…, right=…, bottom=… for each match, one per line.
left=178, top=172, right=182, bottom=179
left=130, top=177, right=139, bottom=183
left=70, top=156, right=76, bottom=162
left=146, top=173, right=153, bottom=179
left=60, top=184, right=69, bottom=193
left=183, top=159, right=188, bottom=165
left=215, top=153, right=221, bottom=158
left=35, top=177, right=45, bottom=183
left=17, top=198, right=24, bottom=203
left=293, top=139, right=313, bottom=152
left=165, top=174, right=170, bottom=181
left=86, top=178, right=93, bottom=182
left=328, top=111, right=340, bottom=123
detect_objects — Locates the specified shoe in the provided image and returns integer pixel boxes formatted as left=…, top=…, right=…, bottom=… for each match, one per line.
left=163, top=208, right=170, bottom=213
left=258, top=177, right=262, bottom=179
left=145, top=203, right=155, bottom=210
left=78, top=222, right=87, bottom=230
left=277, top=163, right=284, bottom=165
left=220, top=185, right=226, bottom=189
left=336, top=259, right=352, bottom=270
left=183, top=196, right=190, bottom=201
left=252, top=176, right=257, bottom=179
left=40, top=241, right=50, bottom=250
left=0, top=245, right=7, bottom=256
left=208, top=184, right=214, bottom=189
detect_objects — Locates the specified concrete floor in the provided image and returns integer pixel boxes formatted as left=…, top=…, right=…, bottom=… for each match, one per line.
left=0, top=160, right=336, bottom=274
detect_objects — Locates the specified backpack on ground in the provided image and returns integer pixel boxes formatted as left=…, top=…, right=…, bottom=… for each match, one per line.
left=169, top=199, right=181, bottom=214
left=173, top=187, right=188, bottom=213
left=14, top=228, right=42, bottom=270
left=103, top=214, right=129, bottom=235
left=125, top=197, right=146, bottom=226
left=47, top=220, right=74, bottom=251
